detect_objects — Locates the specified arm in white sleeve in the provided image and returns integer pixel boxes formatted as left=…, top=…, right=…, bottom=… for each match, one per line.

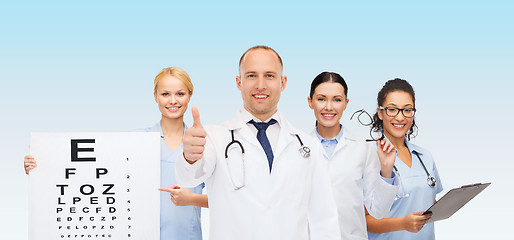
left=175, top=126, right=217, bottom=188
left=362, top=142, right=400, bottom=219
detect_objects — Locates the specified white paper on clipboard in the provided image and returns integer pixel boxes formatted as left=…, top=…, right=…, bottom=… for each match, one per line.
left=424, top=182, right=490, bottom=222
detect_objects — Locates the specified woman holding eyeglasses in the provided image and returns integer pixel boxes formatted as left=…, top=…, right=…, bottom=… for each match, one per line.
left=366, top=78, right=443, bottom=240
left=307, top=72, right=399, bottom=240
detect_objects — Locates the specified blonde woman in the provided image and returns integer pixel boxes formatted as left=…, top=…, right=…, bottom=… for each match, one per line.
left=24, top=67, right=207, bottom=240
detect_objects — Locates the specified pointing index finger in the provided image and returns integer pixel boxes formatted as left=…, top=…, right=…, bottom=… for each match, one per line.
left=158, top=188, right=173, bottom=193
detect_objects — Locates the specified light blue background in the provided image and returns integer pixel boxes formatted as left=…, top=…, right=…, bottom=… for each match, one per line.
left=1, top=1, right=512, bottom=239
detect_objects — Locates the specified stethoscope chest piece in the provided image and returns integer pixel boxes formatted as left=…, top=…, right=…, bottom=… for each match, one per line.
left=413, top=151, right=437, bottom=187
left=427, top=176, right=437, bottom=187
left=299, top=146, right=311, bottom=158
left=294, top=134, right=310, bottom=158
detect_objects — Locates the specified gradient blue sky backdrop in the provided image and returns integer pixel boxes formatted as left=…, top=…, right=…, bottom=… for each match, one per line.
left=1, top=1, right=512, bottom=239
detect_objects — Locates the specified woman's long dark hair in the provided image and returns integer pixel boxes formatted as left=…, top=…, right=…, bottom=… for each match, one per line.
left=372, top=78, right=418, bottom=140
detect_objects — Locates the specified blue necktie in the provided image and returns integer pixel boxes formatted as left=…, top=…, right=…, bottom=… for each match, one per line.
left=249, top=119, right=277, bottom=172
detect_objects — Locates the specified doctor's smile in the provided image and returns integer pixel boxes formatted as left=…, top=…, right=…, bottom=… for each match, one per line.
left=392, top=123, right=407, bottom=129
left=166, top=105, right=181, bottom=111
left=321, top=113, right=337, bottom=120
left=252, top=93, right=269, bottom=100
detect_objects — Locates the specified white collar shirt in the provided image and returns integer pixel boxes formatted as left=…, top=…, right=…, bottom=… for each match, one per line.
left=241, top=108, right=281, bottom=154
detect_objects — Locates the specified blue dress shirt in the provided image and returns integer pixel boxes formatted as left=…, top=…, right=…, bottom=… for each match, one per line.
left=314, top=125, right=344, bottom=158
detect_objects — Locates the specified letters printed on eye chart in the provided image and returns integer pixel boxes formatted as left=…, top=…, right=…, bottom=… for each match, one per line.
left=29, top=132, right=160, bottom=239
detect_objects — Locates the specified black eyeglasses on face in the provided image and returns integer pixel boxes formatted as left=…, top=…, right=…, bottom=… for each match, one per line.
left=350, top=109, right=385, bottom=142
left=379, top=106, right=416, bottom=118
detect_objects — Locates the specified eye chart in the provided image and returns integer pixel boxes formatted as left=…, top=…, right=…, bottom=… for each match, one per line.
left=29, top=132, right=160, bottom=240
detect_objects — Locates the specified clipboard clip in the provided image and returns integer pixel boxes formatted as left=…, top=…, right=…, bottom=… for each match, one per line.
left=461, top=183, right=486, bottom=188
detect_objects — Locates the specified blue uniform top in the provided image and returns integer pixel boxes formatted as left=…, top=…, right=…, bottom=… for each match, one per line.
left=143, top=122, right=204, bottom=240
left=368, top=139, right=443, bottom=240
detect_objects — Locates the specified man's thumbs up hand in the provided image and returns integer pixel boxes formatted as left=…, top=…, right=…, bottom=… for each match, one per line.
left=183, top=106, right=206, bottom=163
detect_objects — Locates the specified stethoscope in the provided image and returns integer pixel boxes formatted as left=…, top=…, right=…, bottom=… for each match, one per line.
left=224, top=129, right=311, bottom=190
left=393, top=151, right=436, bottom=200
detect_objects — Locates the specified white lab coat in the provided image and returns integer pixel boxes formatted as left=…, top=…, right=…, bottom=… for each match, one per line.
left=176, top=109, right=341, bottom=240
left=311, top=127, right=399, bottom=240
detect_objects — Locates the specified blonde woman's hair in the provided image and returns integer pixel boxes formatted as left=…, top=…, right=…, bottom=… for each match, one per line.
left=153, top=67, right=193, bottom=95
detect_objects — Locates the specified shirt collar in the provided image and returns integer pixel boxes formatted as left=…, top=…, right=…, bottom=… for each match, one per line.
left=315, top=124, right=343, bottom=143
left=405, top=138, right=424, bottom=155
left=241, top=107, right=282, bottom=127
left=157, top=121, right=188, bottom=139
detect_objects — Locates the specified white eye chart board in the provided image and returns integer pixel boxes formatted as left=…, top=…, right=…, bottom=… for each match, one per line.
left=29, top=132, right=160, bottom=240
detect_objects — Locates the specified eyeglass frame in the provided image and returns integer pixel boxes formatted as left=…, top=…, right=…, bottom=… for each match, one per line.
left=350, top=109, right=385, bottom=142
left=379, top=106, right=416, bottom=118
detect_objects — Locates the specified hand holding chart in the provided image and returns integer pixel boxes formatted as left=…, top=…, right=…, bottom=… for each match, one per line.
left=423, top=182, right=490, bottom=222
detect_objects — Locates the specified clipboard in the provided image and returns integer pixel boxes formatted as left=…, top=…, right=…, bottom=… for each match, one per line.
left=423, top=182, right=490, bottom=222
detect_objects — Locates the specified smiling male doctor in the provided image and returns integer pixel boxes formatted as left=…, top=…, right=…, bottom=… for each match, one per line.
left=175, top=46, right=341, bottom=240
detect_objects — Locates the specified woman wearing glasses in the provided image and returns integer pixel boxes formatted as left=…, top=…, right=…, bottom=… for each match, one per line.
left=366, top=78, right=443, bottom=240
left=307, top=71, right=399, bottom=240
left=24, top=67, right=207, bottom=240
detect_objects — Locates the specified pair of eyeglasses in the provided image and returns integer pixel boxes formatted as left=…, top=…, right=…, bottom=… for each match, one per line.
left=379, top=106, right=416, bottom=118
left=350, top=109, right=384, bottom=142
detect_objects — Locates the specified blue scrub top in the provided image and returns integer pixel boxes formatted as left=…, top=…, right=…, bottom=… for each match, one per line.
left=368, top=139, right=443, bottom=240
left=143, top=122, right=204, bottom=240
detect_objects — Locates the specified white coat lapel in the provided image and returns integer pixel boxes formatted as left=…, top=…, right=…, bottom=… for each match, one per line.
left=310, top=129, right=330, bottom=160
left=332, top=126, right=352, bottom=156
left=274, top=117, right=296, bottom=161
left=310, top=126, right=355, bottom=160
left=224, top=109, right=262, bottom=149
left=238, top=124, right=262, bottom=149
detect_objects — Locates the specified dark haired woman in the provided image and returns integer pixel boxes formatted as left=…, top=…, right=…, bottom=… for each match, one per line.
left=307, top=72, right=399, bottom=239
left=366, top=78, right=443, bottom=240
